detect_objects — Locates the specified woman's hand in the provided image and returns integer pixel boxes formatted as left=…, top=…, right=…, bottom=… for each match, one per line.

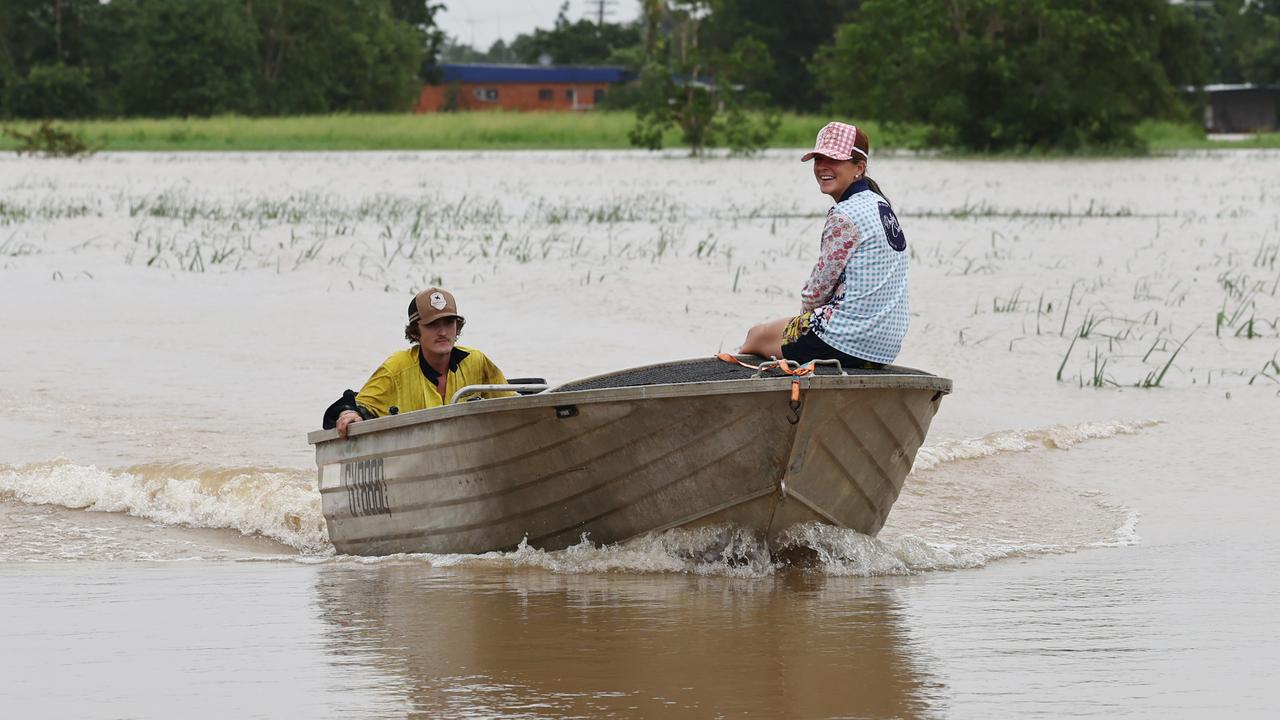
left=336, top=410, right=362, bottom=439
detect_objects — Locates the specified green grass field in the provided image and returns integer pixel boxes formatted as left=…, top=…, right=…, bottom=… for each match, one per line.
left=0, top=112, right=1274, bottom=153
left=1136, top=120, right=1280, bottom=151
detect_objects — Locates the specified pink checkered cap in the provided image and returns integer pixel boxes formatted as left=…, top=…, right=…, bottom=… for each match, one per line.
left=801, top=121, right=870, bottom=162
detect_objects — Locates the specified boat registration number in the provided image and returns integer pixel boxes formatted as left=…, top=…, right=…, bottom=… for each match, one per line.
left=342, top=458, right=390, bottom=517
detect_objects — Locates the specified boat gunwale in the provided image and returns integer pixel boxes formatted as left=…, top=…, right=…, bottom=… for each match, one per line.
left=308, top=367, right=952, bottom=446
left=547, top=354, right=941, bottom=394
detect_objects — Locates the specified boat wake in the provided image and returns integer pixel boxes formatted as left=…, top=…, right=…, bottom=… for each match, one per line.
left=0, top=418, right=1155, bottom=570
left=0, top=459, right=328, bottom=553
left=912, top=418, right=1161, bottom=472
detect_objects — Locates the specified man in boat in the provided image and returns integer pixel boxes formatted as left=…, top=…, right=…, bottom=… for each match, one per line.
left=325, top=287, right=512, bottom=438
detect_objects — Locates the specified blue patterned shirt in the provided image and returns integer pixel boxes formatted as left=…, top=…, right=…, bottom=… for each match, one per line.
left=804, top=179, right=910, bottom=364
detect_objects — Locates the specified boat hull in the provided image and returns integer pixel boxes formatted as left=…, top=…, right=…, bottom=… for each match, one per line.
left=311, top=371, right=949, bottom=556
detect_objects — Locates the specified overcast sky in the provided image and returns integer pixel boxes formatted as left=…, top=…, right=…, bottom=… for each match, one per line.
left=438, top=1, right=642, bottom=52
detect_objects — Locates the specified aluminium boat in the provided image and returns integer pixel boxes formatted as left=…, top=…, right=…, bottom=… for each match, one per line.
left=308, top=355, right=951, bottom=556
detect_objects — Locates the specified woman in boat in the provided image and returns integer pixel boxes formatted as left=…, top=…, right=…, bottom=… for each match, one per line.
left=740, top=121, right=908, bottom=368
left=326, top=287, right=511, bottom=438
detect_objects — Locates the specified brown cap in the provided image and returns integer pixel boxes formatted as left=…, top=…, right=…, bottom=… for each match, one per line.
left=408, top=287, right=464, bottom=325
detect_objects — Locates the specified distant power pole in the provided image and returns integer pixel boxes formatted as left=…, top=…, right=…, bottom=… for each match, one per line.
left=585, top=0, right=618, bottom=26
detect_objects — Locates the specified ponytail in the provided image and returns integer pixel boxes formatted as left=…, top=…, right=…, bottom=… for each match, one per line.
left=865, top=176, right=889, bottom=207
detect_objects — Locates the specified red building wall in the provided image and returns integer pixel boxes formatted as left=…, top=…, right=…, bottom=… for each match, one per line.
left=416, top=82, right=612, bottom=112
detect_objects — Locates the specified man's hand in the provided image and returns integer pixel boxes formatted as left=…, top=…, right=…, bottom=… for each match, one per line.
left=336, top=410, right=362, bottom=439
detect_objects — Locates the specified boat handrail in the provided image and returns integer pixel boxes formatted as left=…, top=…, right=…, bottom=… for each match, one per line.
left=451, top=383, right=550, bottom=404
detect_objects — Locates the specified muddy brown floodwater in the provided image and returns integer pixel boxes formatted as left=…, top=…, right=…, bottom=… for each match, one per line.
left=1, top=150, right=1278, bottom=717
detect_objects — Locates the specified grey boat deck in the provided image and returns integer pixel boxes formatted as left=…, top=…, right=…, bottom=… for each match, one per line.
left=552, top=355, right=926, bottom=392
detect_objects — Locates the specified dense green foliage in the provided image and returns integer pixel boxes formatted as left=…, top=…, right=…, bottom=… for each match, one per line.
left=699, top=0, right=850, bottom=110
left=115, top=0, right=260, bottom=116
left=1237, top=1, right=1280, bottom=83
left=250, top=0, right=425, bottom=113
left=814, top=0, right=1208, bottom=152
left=5, top=62, right=95, bottom=118
left=1195, top=0, right=1280, bottom=84
left=0, top=0, right=441, bottom=118
left=626, top=1, right=779, bottom=155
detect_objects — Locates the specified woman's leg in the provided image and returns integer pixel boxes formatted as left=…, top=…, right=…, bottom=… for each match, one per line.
left=740, top=317, right=790, bottom=359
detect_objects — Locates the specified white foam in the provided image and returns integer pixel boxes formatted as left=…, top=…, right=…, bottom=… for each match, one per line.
left=311, top=519, right=1051, bottom=578
left=318, top=528, right=777, bottom=577
left=0, top=460, right=329, bottom=553
left=1091, top=499, right=1143, bottom=548
left=912, top=419, right=1162, bottom=473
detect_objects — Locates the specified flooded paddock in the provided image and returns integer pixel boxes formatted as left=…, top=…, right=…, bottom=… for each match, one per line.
left=1, top=150, right=1278, bottom=717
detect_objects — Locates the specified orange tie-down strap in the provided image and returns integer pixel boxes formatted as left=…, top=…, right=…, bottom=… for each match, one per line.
left=716, top=353, right=809, bottom=411
left=715, top=352, right=815, bottom=376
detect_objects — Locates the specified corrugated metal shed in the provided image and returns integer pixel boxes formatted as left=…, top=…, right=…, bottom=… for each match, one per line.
left=1201, top=84, right=1280, bottom=133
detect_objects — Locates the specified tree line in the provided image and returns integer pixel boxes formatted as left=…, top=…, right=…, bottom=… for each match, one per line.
left=4, top=1, right=1280, bottom=152
left=0, top=0, right=444, bottom=118
left=446, top=0, right=1280, bottom=153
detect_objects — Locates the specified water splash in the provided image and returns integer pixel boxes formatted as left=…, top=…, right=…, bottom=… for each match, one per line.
left=774, top=523, right=985, bottom=575
left=335, top=527, right=777, bottom=578
left=0, top=459, right=329, bottom=552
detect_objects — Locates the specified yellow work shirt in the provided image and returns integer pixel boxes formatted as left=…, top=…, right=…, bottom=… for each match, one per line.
left=355, top=345, right=512, bottom=417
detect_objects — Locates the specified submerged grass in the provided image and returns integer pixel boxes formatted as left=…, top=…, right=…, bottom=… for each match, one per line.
left=1248, top=351, right=1280, bottom=385
left=7, top=144, right=1277, bottom=391
left=98, top=184, right=720, bottom=281
left=1137, top=329, right=1196, bottom=388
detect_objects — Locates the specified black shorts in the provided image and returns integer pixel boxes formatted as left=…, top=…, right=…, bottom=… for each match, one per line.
left=781, top=318, right=885, bottom=370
